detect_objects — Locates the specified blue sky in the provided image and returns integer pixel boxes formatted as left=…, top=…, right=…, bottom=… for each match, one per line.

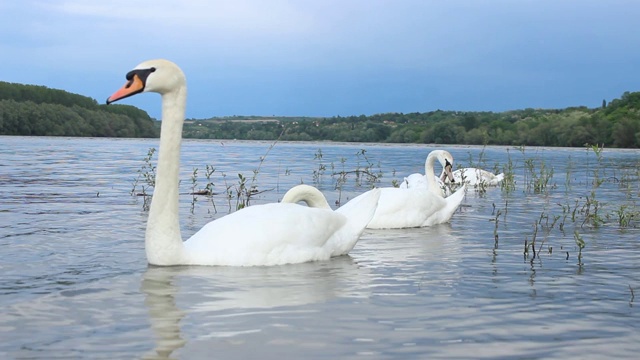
left=1, top=0, right=639, bottom=119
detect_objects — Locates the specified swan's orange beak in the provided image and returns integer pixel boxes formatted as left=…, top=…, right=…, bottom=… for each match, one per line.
left=106, top=73, right=145, bottom=104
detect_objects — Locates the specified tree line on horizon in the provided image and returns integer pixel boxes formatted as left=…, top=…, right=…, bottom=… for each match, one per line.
left=1, top=80, right=639, bottom=148
left=0, top=81, right=157, bottom=138
left=185, top=91, right=640, bottom=148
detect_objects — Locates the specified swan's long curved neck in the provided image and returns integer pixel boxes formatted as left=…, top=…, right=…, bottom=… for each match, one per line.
left=145, top=87, right=188, bottom=265
left=282, top=185, right=331, bottom=209
left=424, top=154, right=439, bottom=195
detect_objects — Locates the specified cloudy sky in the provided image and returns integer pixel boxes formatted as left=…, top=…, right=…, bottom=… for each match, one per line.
left=1, top=0, right=639, bottom=119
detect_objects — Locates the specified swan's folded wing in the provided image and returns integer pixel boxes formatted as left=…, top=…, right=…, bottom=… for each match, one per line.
left=183, top=203, right=347, bottom=266
left=366, top=188, right=443, bottom=229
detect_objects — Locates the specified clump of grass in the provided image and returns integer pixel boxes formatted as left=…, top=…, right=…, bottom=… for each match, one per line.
left=187, top=165, right=218, bottom=214
left=524, top=157, right=554, bottom=194
left=609, top=204, right=638, bottom=228
left=500, top=148, right=516, bottom=193
left=327, top=149, right=383, bottom=205
left=131, top=147, right=157, bottom=211
left=221, top=138, right=280, bottom=211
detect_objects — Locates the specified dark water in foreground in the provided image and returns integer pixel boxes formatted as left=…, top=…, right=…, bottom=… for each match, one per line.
left=1, top=136, right=639, bottom=359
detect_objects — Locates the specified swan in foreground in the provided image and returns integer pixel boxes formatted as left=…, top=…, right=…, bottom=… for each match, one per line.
left=106, top=59, right=381, bottom=266
left=367, top=150, right=466, bottom=229
left=445, top=168, right=504, bottom=187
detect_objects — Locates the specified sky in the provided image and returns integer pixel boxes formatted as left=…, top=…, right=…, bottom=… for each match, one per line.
left=1, top=0, right=639, bottom=120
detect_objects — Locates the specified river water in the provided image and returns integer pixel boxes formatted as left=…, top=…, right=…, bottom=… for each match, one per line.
left=0, top=135, right=638, bottom=359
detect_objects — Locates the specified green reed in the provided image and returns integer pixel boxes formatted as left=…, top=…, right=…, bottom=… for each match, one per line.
left=130, top=147, right=157, bottom=211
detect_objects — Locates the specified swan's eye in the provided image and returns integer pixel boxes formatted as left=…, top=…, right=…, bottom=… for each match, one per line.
left=123, top=68, right=156, bottom=88
left=445, top=159, right=452, bottom=168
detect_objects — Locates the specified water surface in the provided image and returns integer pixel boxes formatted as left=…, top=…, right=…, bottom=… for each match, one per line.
left=0, top=136, right=638, bottom=359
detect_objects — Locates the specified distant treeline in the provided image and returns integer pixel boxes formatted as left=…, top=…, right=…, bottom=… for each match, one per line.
left=185, top=92, right=640, bottom=148
left=0, top=81, right=157, bottom=137
left=1, top=79, right=639, bottom=148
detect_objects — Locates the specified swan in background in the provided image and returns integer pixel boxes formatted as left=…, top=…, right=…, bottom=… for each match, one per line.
left=106, top=59, right=381, bottom=266
left=444, top=168, right=504, bottom=187
left=399, top=151, right=456, bottom=196
left=281, top=184, right=381, bottom=256
left=367, top=150, right=466, bottom=229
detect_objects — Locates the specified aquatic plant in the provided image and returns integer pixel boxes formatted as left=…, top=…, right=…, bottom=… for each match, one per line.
left=492, top=208, right=502, bottom=245
left=190, top=167, right=198, bottom=213
left=500, top=148, right=516, bottom=193
left=312, top=148, right=326, bottom=185
left=524, top=157, right=554, bottom=194
left=609, top=204, right=638, bottom=228
left=324, top=149, right=383, bottom=205
left=131, top=147, right=157, bottom=211
left=574, top=230, right=585, bottom=266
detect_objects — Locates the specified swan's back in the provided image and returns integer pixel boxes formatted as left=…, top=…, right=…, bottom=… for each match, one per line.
left=399, top=173, right=428, bottom=189
left=452, top=168, right=504, bottom=186
left=400, top=173, right=451, bottom=197
left=367, top=188, right=446, bottom=229
left=184, top=203, right=347, bottom=266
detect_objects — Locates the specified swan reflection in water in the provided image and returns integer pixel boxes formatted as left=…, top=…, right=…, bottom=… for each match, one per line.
left=140, top=256, right=371, bottom=359
left=360, top=223, right=463, bottom=264
left=140, top=224, right=463, bottom=359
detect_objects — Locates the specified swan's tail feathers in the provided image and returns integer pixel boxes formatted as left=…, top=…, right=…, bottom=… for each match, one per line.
left=444, top=184, right=466, bottom=220
left=336, top=188, right=382, bottom=229
left=328, top=188, right=381, bottom=255
left=493, top=173, right=505, bottom=184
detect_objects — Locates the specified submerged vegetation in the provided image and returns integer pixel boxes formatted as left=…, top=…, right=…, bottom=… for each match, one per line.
left=2, top=80, right=640, bottom=148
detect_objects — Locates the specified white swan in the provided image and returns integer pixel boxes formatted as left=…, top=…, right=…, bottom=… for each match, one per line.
left=399, top=151, right=456, bottom=196
left=367, top=150, right=466, bottom=229
left=444, top=168, right=504, bottom=187
left=106, top=59, right=381, bottom=266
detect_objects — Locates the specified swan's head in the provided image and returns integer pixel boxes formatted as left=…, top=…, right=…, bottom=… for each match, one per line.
left=106, top=59, right=186, bottom=104
left=428, top=150, right=455, bottom=183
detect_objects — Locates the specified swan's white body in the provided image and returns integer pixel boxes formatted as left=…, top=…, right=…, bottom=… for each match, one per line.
left=446, top=168, right=504, bottom=186
left=367, top=150, right=465, bottom=229
left=107, top=59, right=380, bottom=266
left=398, top=150, right=455, bottom=197
left=400, top=173, right=453, bottom=197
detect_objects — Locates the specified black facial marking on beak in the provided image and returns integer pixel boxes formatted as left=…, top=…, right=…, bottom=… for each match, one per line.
left=444, top=159, right=455, bottom=183
left=106, top=67, right=157, bottom=105
left=126, top=67, right=156, bottom=84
